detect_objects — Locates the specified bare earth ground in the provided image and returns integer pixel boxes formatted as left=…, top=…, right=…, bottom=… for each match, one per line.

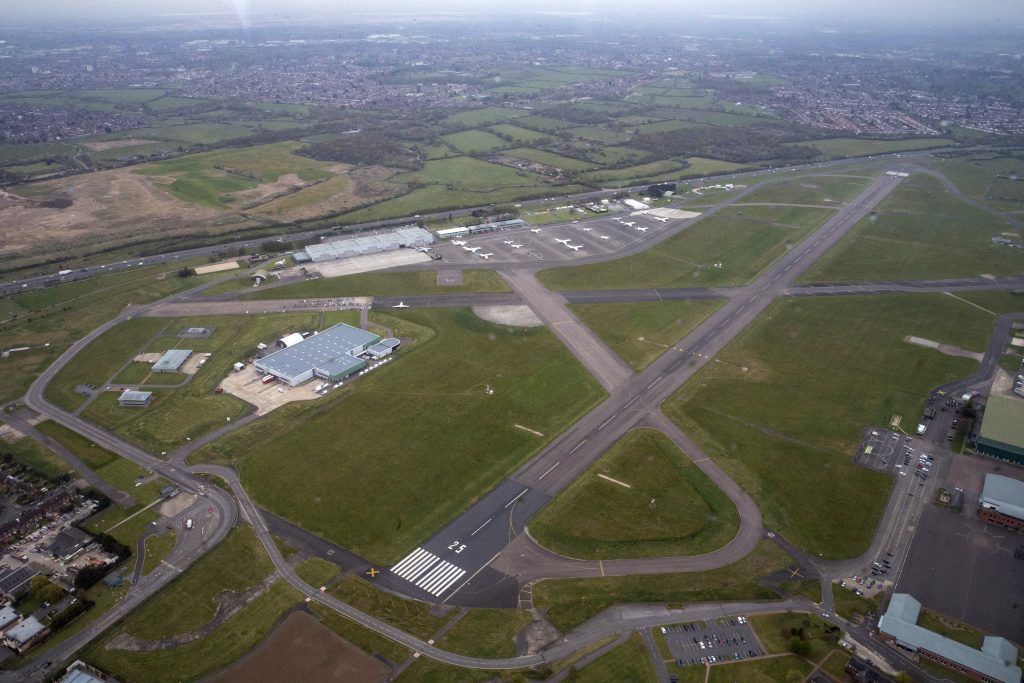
left=209, top=610, right=390, bottom=683
left=646, top=207, right=702, bottom=219
left=82, top=139, right=158, bottom=151
left=0, top=169, right=232, bottom=257
left=473, top=305, right=544, bottom=327
left=219, top=366, right=323, bottom=416
left=158, top=492, right=197, bottom=518
left=194, top=261, right=241, bottom=275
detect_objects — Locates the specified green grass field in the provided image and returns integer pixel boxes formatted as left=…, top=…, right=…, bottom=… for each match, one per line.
left=0, top=430, right=71, bottom=478
left=196, top=308, right=604, bottom=564
left=295, top=557, right=343, bottom=588
left=141, top=530, right=177, bottom=576
left=327, top=575, right=454, bottom=641
left=532, top=539, right=790, bottom=633
left=821, top=650, right=853, bottom=680
left=802, top=137, right=954, bottom=159
left=664, top=294, right=994, bottom=558
left=567, top=633, right=657, bottom=682
left=530, top=429, right=740, bottom=559
left=937, top=156, right=1024, bottom=212
left=503, top=147, right=597, bottom=171
left=833, top=585, right=880, bottom=623
left=706, top=655, right=814, bottom=682
left=489, top=124, right=555, bottom=145
left=737, top=174, right=875, bottom=205
left=440, top=129, right=512, bottom=154
left=537, top=205, right=835, bottom=291
left=242, top=269, right=510, bottom=299
left=442, top=107, right=530, bottom=127
left=395, top=156, right=550, bottom=191
left=436, top=609, right=535, bottom=659
left=802, top=173, right=1024, bottom=282
left=751, top=612, right=838, bottom=660
left=568, top=299, right=724, bottom=370
left=85, top=581, right=301, bottom=683
left=308, top=603, right=411, bottom=664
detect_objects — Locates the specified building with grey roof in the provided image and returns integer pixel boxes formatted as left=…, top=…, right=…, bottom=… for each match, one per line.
left=296, top=225, right=433, bottom=263
left=59, top=661, right=111, bottom=683
left=0, top=606, right=20, bottom=633
left=366, top=338, right=401, bottom=358
left=152, top=349, right=192, bottom=372
left=977, top=396, right=1024, bottom=466
left=3, top=615, right=47, bottom=653
left=978, top=473, right=1024, bottom=531
left=117, top=389, right=152, bottom=407
left=0, top=565, right=40, bottom=600
left=254, top=323, right=379, bottom=386
left=879, top=593, right=1021, bottom=683
left=46, top=527, right=93, bottom=562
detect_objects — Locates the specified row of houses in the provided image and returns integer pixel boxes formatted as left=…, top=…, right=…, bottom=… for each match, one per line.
left=0, top=486, right=74, bottom=544
left=0, top=605, right=47, bottom=654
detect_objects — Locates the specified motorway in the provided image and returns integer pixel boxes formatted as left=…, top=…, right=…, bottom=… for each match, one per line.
left=4, top=158, right=1016, bottom=679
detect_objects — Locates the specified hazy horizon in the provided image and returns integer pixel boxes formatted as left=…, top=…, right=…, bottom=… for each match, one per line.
left=2, top=0, right=1023, bottom=30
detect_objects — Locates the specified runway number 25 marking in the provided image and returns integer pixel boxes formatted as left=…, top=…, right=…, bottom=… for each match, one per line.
left=448, top=541, right=467, bottom=554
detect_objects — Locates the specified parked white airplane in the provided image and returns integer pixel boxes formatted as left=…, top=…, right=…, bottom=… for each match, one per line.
left=622, top=221, right=635, bottom=227
left=600, top=235, right=611, bottom=240
left=554, top=238, right=572, bottom=245
left=634, top=226, right=649, bottom=233
left=567, top=244, right=583, bottom=252
left=653, top=216, right=669, bottom=223
left=582, top=227, right=593, bottom=232
left=451, top=240, right=467, bottom=246
left=502, top=240, right=514, bottom=245
left=510, top=243, right=524, bottom=249
left=392, top=301, right=409, bottom=309
left=464, top=246, right=481, bottom=253
left=530, top=228, right=542, bottom=233
left=478, top=252, right=494, bottom=260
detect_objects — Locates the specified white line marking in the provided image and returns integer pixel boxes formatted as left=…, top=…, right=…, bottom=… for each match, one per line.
left=391, top=548, right=429, bottom=575
left=570, top=440, right=587, bottom=454
left=470, top=518, right=492, bottom=536
left=647, top=376, right=663, bottom=389
left=597, top=415, right=616, bottom=430
left=504, top=488, right=529, bottom=508
left=623, top=396, right=639, bottom=409
left=428, top=567, right=467, bottom=596
left=538, top=461, right=561, bottom=480
left=398, top=553, right=439, bottom=581
left=445, top=552, right=500, bottom=603
left=418, top=562, right=461, bottom=593
left=598, top=473, right=632, bottom=488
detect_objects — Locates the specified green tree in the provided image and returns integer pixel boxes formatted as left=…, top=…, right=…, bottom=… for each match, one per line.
left=30, top=576, right=64, bottom=604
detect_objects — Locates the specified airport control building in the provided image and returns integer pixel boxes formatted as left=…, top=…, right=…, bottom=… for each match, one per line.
left=978, top=473, right=1024, bottom=532
left=293, top=225, right=433, bottom=263
left=879, top=594, right=1022, bottom=683
left=253, top=323, right=400, bottom=386
left=976, top=396, right=1024, bottom=466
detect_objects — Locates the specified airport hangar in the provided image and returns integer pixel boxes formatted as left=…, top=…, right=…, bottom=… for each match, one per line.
left=293, top=225, right=433, bottom=263
left=253, top=323, right=400, bottom=386
left=976, top=396, right=1024, bottom=466
left=978, top=473, right=1024, bottom=532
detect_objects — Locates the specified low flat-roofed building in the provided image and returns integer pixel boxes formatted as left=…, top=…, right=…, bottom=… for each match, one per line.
left=299, top=225, right=432, bottom=263
left=46, top=527, right=92, bottom=562
left=59, top=661, right=111, bottom=683
left=366, top=338, right=401, bottom=359
left=978, top=473, right=1024, bottom=531
left=879, top=593, right=1022, bottom=683
left=436, top=227, right=470, bottom=239
left=254, top=323, right=379, bottom=386
left=0, top=606, right=20, bottom=633
left=152, top=349, right=192, bottom=373
left=117, top=389, right=152, bottom=408
left=0, top=565, right=40, bottom=601
left=3, top=615, right=47, bottom=653
left=977, top=396, right=1024, bottom=466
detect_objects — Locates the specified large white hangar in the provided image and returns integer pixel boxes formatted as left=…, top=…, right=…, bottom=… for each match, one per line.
left=254, top=323, right=400, bottom=386
left=293, top=225, right=433, bottom=263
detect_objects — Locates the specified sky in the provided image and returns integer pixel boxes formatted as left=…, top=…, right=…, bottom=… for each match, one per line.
left=2, top=0, right=1022, bottom=28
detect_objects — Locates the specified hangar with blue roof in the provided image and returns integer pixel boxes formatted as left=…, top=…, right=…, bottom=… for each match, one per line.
left=253, top=323, right=400, bottom=386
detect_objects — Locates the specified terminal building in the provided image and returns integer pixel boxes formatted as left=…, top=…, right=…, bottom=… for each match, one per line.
left=976, top=396, right=1024, bottom=466
left=253, top=323, right=400, bottom=386
left=435, top=218, right=526, bottom=240
left=879, top=594, right=1021, bottom=683
left=978, top=473, right=1024, bottom=532
left=293, top=225, right=432, bottom=263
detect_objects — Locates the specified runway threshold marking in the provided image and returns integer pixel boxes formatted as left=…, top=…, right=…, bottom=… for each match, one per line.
left=538, top=461, right=561, bottom=480
left=598, top=473, right=632, bottom=488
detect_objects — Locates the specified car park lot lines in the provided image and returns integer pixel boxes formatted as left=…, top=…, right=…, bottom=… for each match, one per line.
left=661, top=617, right=764, bottom=668
left=853, top=427, right=901, bottom=474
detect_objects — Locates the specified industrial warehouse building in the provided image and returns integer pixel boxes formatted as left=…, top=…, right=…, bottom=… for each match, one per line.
left=117, top=389, right=153, bottom=408
left=976, top=396, right=1024, bottom=466
left=879, top=594, right=1021, bottom=683
left=152, top=349, right=192, bottom=372
left=978, top=473, right=1024, bottom=532
left=293, top=225, right=433, bottom=263
left=254, top=323, right=400, bottom=386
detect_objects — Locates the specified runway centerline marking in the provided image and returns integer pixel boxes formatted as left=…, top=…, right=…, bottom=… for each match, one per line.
left=470, top=518, right=492, bottom=536
left=647, top=376, right=663, bottom=389
left=570, top=440, right=587, bottom=454
left=597, top=415, right=616, bottom=430
left=538, top=461, right=561, bottom=480
left=504, top=488, right=529, bottom=509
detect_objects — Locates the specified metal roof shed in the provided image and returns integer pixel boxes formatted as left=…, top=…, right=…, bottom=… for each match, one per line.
left=979, top=473, right=1024, bottom=523
left=152, top=349, right=192, bottom=372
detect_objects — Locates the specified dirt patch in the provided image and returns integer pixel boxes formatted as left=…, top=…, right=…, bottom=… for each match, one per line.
left=209, top=610, right=390, bottom=683
left=82, top=138, right=157, bottom=151
left=194, top=260, right=241, bottom=275
left=158, top=492, right=197, bottom=518
left=646, top=207, right=701, bottom=220
left=256, top=165, right=400, bottom=221
left=0, top=423, right=24, bottom=444
left=472, top=305, right=543, bottom=328
left=0, top=168, right=236, bottom=259
left=219, top=366, right=324, bottom=416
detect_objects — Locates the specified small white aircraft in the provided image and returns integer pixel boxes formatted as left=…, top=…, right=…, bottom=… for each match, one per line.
left=502, top=240, right=514, bottom=245
left=554, top=238, right=572, bottom=245
left=582, top=227, right=593, bottom=232
left=530, top=228, right=542, bottom=233
left=600, top=235, right=611, bottom=240
left=451, top=240, right=467, bottom=246
left=478, top=252, right=494, bottom=260
left=392, top=301, right=410, bottom=309
left=567, top=244, right=583, bottom=252
left=622, top=221, right=636, bottom=227
left=464, top=246, right=481, bottom=253
left=510, top=243, right=524, bottom=249
left=634, top=226, right=649, bottom=233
